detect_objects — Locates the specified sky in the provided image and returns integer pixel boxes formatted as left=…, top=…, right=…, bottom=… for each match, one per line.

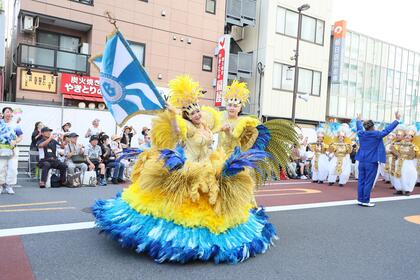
left=332, top=0, right=420, bottom=52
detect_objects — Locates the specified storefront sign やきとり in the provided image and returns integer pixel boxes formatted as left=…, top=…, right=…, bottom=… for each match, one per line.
left=60, top=73, right=102, bottom=97
left=20, top=70, right=57, bottom=93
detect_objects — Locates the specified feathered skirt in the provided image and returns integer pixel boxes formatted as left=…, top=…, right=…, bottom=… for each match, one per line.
left=92, top=150, right=277, bottom=264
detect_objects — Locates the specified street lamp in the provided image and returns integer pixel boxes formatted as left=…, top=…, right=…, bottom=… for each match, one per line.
left=290, top=3, right=310, bottom=123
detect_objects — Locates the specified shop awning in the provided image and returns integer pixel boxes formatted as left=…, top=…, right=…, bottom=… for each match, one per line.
left=63, top=94, right=103, bottom=103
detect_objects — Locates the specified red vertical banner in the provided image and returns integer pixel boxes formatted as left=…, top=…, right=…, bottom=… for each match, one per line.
left=214, top=35, right=231, bottom=107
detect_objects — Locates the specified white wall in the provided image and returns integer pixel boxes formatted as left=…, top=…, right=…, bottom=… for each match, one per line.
left=240, top=0, right=332, bottom=122
left=0, top=102, right=153, bottom=147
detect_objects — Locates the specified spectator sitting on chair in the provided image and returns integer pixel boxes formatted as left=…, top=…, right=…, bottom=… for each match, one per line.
left=37, top=127, right=67, bottom=188
left=85, top=135, right=106, bottom=186
left=64, top=132, right=87, bottom=176
left=100, top=134, right=125, bottom=184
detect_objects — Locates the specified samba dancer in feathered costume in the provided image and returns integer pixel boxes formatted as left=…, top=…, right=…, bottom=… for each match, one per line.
left=309, top=131, right=330, bottom=184
left=93, top=76, right=298, bottom=264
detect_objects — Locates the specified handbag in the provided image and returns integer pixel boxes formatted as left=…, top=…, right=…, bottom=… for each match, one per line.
left=68, top=144, right=86, bottom=164
left=50, top=174, right=61, bottom=188
left=82, top=170, right=97, bottom=187
left=67, top=172, right=82, bottom=188
left=71, top=155, right=86, bottom=164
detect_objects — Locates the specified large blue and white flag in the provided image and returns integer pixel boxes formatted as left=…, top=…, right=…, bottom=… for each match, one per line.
left=91, top=31, right=165, bottom=126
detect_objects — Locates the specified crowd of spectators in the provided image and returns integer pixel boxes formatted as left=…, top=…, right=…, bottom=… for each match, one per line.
left=28, top=118, right=150, bottom=188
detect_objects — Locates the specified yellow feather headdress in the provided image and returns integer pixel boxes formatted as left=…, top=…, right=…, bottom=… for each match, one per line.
left=168, top=75, right=202, bottom=115
left=224, top=80, right=250, bottom=105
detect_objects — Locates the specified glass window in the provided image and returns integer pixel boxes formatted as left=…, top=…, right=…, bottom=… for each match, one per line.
left=37, top=32, right=59, bottom=49
left=272, top=63, right=282, bottom=89
left=60, top=35, right=79, bottom=53
left=344, top=33, right=351, bottom=58
left=395, top=47, right=402, bottom=70
left=381, top=44, right=389, bottom=68
left=358, top=36, right=367, bottom=61
left=329, top=94, right=338, bottom=116
left=312, top=71, right=321, bottom=96
left=298, top=68, right=312, bottom=94
left=350, top=34, right=359, bottom=60
left=366, top=38, right=374, bottom=64
left=374, top=41, right=382, bottom=66
left=301, top=15, right=316, bottom=42
left=202, top=56, right=213, bottom=72
left=128, top=42, right=145, bottom=66
left=388, top=46, right=395, bottom=69
left=281, top=65, right=294, bottom=91
left=205, top=0, right=216, bottom=14
left=408, top=52, right=414, bottom=74
left=285, top=10, right=298, bottom=37
left=402, top=50, right=408, bottom=72
left=315, top=20, right=324, bottom=45
left=276, top=7, right=286, bottom=34
left=71, top=0, right=93, bottom=5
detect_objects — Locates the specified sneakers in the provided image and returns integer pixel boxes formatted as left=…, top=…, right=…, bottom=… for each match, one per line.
left=361, top=202, right=375, bottom=207
left=300, top=175, right=307, bottom=180
left=99, top=178, right=107, bottom=186
left=4, top=185, right=15, bottom=194
left=357, top=201, right=363, bottom=206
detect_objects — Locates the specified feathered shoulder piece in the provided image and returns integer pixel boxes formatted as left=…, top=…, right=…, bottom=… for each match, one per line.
left=150, top=110, right=187, bottom=150
left=232, top=116, right=260, bottom=138
left=201, top=106, right=222, bottom=133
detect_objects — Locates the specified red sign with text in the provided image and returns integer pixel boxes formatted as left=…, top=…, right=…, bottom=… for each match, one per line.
left=214, top=35, right=231, bottom=107
left=60, top=73, right=102, bottom=98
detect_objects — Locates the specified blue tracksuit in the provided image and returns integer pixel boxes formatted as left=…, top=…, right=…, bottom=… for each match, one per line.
left=355, top=120, right=399, bottom=203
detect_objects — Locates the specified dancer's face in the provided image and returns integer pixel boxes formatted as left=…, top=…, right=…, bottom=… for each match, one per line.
left=317, top=136, right=323, bottom=143
left=338, top=135, right=344, bottom=142
left=404, top=134, right=413, bottom=142
left=396, top=133, right=403, bottom=141
left=227, top=103, right=241, bottom=118
left=190, top=110, right=202, bottom=125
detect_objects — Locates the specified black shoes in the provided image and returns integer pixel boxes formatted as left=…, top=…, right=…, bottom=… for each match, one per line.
left=339, top=184, right=344, bottom=187
left=328, top=182, right=334, bottom=186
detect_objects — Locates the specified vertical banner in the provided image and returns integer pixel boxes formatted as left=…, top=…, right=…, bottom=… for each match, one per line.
left=331, top=20, right=347, bottom=84
left=0, top=11, right=5, bottom=68
left=215, top=35, right=231, bottom=106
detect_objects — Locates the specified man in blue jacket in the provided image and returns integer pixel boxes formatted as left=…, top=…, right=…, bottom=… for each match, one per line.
left=356, top=112, right=400, bottom=207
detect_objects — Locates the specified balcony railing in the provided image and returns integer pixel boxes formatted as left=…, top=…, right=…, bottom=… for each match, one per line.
left=228, top=52, right=253, bottom=79
left=17, top=44, right=89, bottom=74
left=226, top=0, right=257, bottom=27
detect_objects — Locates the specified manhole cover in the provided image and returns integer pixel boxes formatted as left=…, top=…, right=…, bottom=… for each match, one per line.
left=81, top=207, right=92, bottom=213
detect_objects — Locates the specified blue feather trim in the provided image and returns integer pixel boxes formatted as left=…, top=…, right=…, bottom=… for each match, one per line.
left=159, top=145, right=186, bottom=172
left=251, top=124, right=271, bottom=151
left=92, top=196, right=277, bottom=264
left=116, top=148, right=143, bottom=162
left=222, top=147, right=269, bottom=177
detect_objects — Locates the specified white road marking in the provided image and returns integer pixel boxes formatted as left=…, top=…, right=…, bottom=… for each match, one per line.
left=0, top=195, right=419, bottom=237
left=0, top=222, right=95, bottom=237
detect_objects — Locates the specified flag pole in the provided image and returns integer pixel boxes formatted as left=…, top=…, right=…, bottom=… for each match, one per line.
left=104, top=11, right=119, bottom=30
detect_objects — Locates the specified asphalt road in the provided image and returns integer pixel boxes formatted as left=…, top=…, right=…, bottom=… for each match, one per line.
left=1, top=180, right=420, bottom=280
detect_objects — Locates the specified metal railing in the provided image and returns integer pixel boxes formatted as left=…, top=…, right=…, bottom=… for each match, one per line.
left=228, top=52, right=253, bottom=79
left=17, top=43, right=89, bottom=74
left=226, top=0, right=257, bottom=27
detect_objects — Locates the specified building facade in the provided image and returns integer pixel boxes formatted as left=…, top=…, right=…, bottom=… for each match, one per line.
left=229, top=0, right=332, bottom=125
left=328, top=21, right=420, bottom=124
left=5, top=0, right=225, bottom=108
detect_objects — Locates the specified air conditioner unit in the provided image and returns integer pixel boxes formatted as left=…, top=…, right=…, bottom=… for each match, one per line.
left=22, top=16, right=34, bottom=32
left=80, top=43, right=89, bottom=55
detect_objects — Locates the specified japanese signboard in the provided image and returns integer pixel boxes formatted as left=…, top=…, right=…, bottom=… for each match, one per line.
left=215, top=35, right=231, bottom=106
left=60, top=73, right=102, bottom=99
left=331, top=20, right=347, bottom=84
left=20, top=70, right=57, bottom=93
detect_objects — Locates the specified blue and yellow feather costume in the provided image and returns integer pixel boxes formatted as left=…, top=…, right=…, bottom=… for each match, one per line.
left=93, top=77, right=297, bottom=264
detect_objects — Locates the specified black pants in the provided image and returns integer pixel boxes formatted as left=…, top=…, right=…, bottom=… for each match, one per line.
left=39, top=159, right=67, bottom=183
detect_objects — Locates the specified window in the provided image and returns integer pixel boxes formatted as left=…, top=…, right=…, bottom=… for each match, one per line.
left=128, top=41, right=145, bottom=66
left=272, top=62, right=321, bottom=96
left=71, top=0, right=93, bottom=5
left=202, top=56, right=213, bottom=72
left=205, top=0, right=216, bottom=14
left=37, top=31, right=80, bottom=52
left=275, top=6, right=325, bottom=45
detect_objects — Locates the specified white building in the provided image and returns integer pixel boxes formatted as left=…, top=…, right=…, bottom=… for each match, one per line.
left=231, top=0, right=332, bottom=126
